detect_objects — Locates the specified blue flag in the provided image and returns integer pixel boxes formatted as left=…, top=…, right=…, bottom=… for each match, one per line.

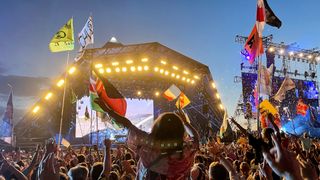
left=0, top=91, right=13, bottom=137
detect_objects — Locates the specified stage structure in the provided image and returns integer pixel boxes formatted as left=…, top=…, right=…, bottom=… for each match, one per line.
left=235, top=34, right=320, bottom=122
left=15, top=38, right=224, bottom=147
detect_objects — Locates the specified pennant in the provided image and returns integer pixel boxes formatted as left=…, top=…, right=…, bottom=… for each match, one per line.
left=85, top=106, right=90, bottom=120
left=76, top=16, right=94, bottom=61
left=175, top=93, right=190, bottom=109
left=273, top=77, right=295, bottom=102
left=296, top=99, right=308, bottom=116
left=0, top=90, right=13, bottom=138
left=244, top=25, right=263, bottom=64
left=93, top=70, right=127, bottom=116
left=61, top=138, right=71, bottom=148
left=264, top=0, right=282, bottom=28
left=260, top=64, right=273, bottom=95
left=163, top=85, right=181, bottom=101
left=49, top=18, right=74, bottom=52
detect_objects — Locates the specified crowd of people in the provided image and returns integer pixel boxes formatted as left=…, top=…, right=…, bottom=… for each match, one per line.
left=0, top=99, right=319, bottom=179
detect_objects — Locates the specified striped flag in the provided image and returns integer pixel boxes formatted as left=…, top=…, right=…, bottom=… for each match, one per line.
left=256, top=0, right=266, bottom=37
left=163, top=84, right=181, bottom=101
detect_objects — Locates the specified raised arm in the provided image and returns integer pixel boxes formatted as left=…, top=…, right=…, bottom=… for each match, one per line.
left=100, top=139, right=111, bottom=179
left=23, top=145, right=40, bottom=177
left=176, top=110, right=200, bottom=146
left=94, top=99, right=133, bottom=128
left=0, top=156, right=28, bottom=180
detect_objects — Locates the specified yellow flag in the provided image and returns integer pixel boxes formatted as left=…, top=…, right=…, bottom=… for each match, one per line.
left=259, top=100, right=278, bottom=117
left=175, top=93, right=190, bottom=109
left=49, top=18, right=74, bottom=52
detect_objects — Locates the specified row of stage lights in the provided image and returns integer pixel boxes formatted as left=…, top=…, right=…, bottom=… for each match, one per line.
left=32, top=61, right=224, bottom=114
left=94, top=58, right=200, bottom=85
left=268, top=47, right=320, bottom=62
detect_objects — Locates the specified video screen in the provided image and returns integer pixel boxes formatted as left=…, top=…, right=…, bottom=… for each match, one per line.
left=75, top=96, right=154, bottom=138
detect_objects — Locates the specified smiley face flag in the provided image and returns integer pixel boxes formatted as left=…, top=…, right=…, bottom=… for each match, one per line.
left=49, top=18, right=74, bottom=52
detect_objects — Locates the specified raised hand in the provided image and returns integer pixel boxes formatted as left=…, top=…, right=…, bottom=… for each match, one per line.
left=263, top=134, right=302, bottom=180
left=296, top=154, right=318, bottom=180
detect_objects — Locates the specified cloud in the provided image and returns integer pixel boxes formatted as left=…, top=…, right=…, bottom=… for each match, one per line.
left=0, top=74, right=50, bottom=97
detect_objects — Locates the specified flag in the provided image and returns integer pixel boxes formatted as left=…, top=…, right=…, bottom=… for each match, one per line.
left=273, top=77, right=295, bottom=102
left=61, top=138, right=71, bottom=148
left=78, top=16, right=94, bottom=52
left=219, top=111, right=234, bottom=142
left=85, top=106, right=90, bottom=120
left=296, top=99, right=308, bottom=116
left=264, top=0, right=282, bottom=28
left=175, top=93, right=190, bottom=109
left=163, top=85, right=181, bottom=101
left=93, top=70, right=127, bottom=116
left=219, top=111, right=229, bottom=137
left=260, top=64, right=273, bottom=95
left=244, top=25, right=263, bottom=64
left=49, top=18, right=74, bottom=52
left=259, top=100, right=279, bottom=128
left=256, top=0, right=266, bottom=37
left=0, top=91, right=13, bottom=138
left=89, top=76, right=105, bottom=112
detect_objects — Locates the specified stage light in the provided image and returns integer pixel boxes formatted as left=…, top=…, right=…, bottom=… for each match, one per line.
left=186, top=78, right=190, bottom=82
left=68, top=66, right=76, bottom=74
left=106, top=68, right=112, bottom=73
left=160, top=69, right=164, bottom=74
left=268, top=47, right=275, bottom=52
left=130, top=66, right=136, bottom=72
left=99, top=68, right=104, bottom=74
left=219, top=104, right=224, bottom=110
left=154, top=67, right=159, bottom=72
left=112, top=62, right=119, bottom=66
left=45, top=92, right=53, bottom=100
left=32, top=106, right=40, bottom=113
left=171, top=73, right=175, bottom=77
left=308, top=55, right=313, bottom=59
left=299, top=53, right=304, bottom=58
left=194, top=75, right=200, bottom=79
left=155, top=92, right=160, bottom=96
left=316, top=56, right=320, bottom=61
left=126, top=60, right=133, bottom=64
left=183, top=70, right=189, bottom=75
left=137, top=66, right=143, bottom=71
left=144, top=65, right=149, bottom=71
left=279, top=48, right=284, bottom=55
left=182, top=77, right=186, bottom=81
left=176, top=75, right=180, bottom=79
left=289, top=51, right=294, bottom=56
left=172, top=66, right=179, bottom=70
left=122, top=67, right=127, bottom=72
left=57, top=79, right=65, bottom=87
left=115, top=67, right=120, bottom=72
left=137, top=91, right=142, bottom=95
left=211, top=82, right=216, bottom=88
left=95, top=64, right=103, bottom=68
left=141, top=58, right=148, bottom=62
left=191, top=80, right=195, bottom=84
left=216, top=93, right=220, bottom=99
left=165, top=71, right=169, bottom=75
left=161, top=60, right=167, bottom=65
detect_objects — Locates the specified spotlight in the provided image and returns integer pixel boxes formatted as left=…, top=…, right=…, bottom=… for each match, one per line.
left=182, top=77, right=186, bottom=81
left=194, top=75, right=200, bottom=79
left=171, top=73, right=176, bottom=77
left=299, top=53, right=304, bottom=58
left=137, top=66, right=143, bottom=71
left=130, top=66, right=136, bottom=72
left=137, top=91, right=142, bottom=95
left=172, top=66, right=179, bottom=70
left=143, top=66, right=149, bottom=71
left=68, top=66, right=76, bottom=74
left=32, top=106, right=40, bottom=113
left=211, top=82, right=216, bottom=88
left=112, top=62, right=119, bottom=66
left=219, top=104, right=224, bottom=110
left=176, top=75, right=180, bottom=79
left=155, top=92, right=160, bottom=96
left=268, top=47, right=275, bottom=52
left=161, top=60, right=167, bottom=65
left=122, top=67, right=127, bottom=72
left=106, top=68, right=112, bottom=73
left=95, top=64, right=103, bottom=68
left=126, top=60, right=133, bottom=64
left=57, top=79, right=65, bottom=87
left=191, top=80, right=195, bottom=84
left=216, top=93, right=220, bottom=99
left=165, top=71, right=169, bottom=75
left=316, top=56, right=320, bottom=62
left=186, top=78, right=191, bottom=82
left=308, top=55, right=313, bottom=59
left=115, top=67, right=120, bottom=72
left=160, top=69, right=164, bottom=74
left=141, top=58, right=148, bottom=62
left=279, top=48, right=285, bottom=55
left=289, top=51, right=294, bottom=56
left=154, top=67, right=159, bottom=72
left=99, top=68, right=104, bottom=74
left=183, top=70, right=189, bottom=75
left=45, top=92, right=53, bottom=100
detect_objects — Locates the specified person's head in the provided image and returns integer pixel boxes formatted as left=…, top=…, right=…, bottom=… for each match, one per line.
left=124, top=153, right=132, bottom=160
left=90, top=162, right=103, bottom=180
left=209, top=162, right=229, bottom=180
left=150, top=112, right=185, bottom=151
left=60, top=172, right=69, bottom=180
left=194, top=154, right=204, bottom=164
left=68, top=165, right=89, bottom=180
left=303, top=132, right=309, bottom=138
left=77, top=154, right=86, bottom=163
left=109, top=171, right=120, bottom=180
left=190, top=163, right=206, bottom=180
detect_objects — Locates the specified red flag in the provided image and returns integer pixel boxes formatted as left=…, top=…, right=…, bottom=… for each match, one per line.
left=296, top=99, right=308, bottom=116
left=256, top=0, right=266, bottom=37
left=245, top=25, right=263, bottom=64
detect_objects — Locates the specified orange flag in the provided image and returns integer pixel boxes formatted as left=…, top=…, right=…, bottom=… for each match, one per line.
left=244, top=25, right=264, bottom=64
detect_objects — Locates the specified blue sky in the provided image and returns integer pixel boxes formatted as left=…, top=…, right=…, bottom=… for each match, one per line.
left=1, top=0, right=320, bottom=120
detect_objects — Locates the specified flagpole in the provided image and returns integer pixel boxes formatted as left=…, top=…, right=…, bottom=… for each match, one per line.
left=257, top=56, right=262, bottom=134
left=8, top=84, right=15, bottom=147
left=58, top=52, right=70, bottom=150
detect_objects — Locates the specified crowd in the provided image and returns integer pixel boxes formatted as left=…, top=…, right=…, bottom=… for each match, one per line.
left=0, top=99, right=319, bottom=180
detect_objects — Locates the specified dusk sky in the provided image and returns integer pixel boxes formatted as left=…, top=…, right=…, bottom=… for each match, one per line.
left=1, top=0, right=320, bottom=121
